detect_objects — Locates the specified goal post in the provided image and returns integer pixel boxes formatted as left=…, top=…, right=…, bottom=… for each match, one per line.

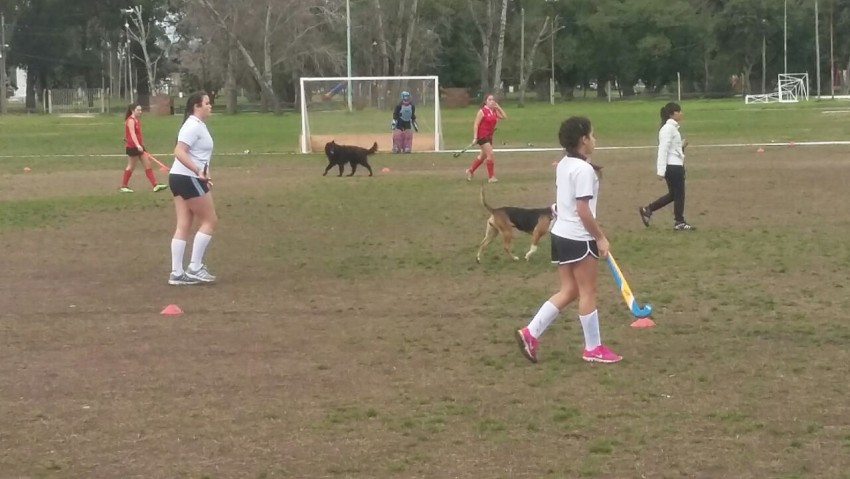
left=299, top=76, right=443, bottom=154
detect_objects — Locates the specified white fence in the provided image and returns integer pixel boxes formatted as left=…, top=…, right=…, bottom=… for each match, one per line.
left=45, top=88, right=108, bottom=114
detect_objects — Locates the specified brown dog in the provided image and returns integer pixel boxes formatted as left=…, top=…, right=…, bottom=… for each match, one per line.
left=477, top=186, right=554, bottom=262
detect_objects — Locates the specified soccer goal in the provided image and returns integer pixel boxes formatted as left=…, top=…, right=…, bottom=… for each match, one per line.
left=299, top=76, right=443, bottom=154
left=745, top=73, right=809, bottom=104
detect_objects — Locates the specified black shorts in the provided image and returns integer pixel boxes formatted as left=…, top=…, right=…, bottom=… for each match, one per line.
left=550, top=234, right=599, bottom=264
left=476, top=136, right=492, bottom=146
left=169, top=173, right=209, bottom=199
left=126, top=146, right=145, bottom=157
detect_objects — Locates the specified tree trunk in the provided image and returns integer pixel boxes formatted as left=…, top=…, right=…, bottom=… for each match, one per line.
left=195, top=0, right=280, bottom=114
left=126, top=7, right=158, bottom=102
left=225, top=43, right=237, bottom=114
left=392, top=1, right=406, bottom=75
left=518, top=17, right=551, bottom=106
left=468, top=0, right=494, bottom=94
left=260, top=1, right=275, bottom=113
left=371, top=0, right=390, bottom=77
left=492, top=0, right=508, bottom=95
left=25, top=68, right=37, bottom=113
left=225, top=8, right=239, bottom=114
left=400, top=0, right=419, bottom=76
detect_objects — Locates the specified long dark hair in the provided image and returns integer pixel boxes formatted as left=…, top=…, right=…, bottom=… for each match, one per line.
left=660, top=102, right=681, bottom=127
left=124, top=103, right=140, bottom=119
left=481, top=92, right=495, bottom=107
left=558, top=116, right=602, bottom=172
left=182, top=91, right=208, bottom=124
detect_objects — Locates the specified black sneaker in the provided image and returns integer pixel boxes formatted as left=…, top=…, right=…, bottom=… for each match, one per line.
left=639, top=207, right=652, bottom=227
left=674, top=222, right=696, bottom=231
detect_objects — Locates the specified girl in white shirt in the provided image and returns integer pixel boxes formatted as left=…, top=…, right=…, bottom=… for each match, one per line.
left=638, top=102, right=695, bottom=230
left=515, top=116, right=622, bottom=364
left=167, top=91, right=219, bottom=285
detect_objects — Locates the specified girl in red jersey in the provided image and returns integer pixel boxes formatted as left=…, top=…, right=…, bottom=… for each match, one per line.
left=466, top=93, right=507, bottom=183
left=120, top=103, right=167, bottom=193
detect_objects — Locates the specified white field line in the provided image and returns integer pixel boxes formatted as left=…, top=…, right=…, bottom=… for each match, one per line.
left=2, top=140, right=850, bottom=159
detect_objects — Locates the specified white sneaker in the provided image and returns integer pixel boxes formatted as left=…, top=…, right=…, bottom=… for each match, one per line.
left=168, top=272, right=200, bottom=286
left=488, top=177, right=499, bottom=183
left=465, top=169, right=473, bottom=182
left=186, top=265, right=217, bottom=283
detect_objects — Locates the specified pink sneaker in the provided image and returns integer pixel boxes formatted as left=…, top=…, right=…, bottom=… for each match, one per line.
left=515, top=327, right=539, bottom=363
left=582, top=345, right=622, bottom=363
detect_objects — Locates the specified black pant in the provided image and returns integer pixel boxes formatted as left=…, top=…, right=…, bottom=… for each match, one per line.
left=648, top=165, right=685, bottom=223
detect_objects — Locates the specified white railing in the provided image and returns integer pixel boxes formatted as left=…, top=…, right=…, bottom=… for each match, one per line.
left=46, top=88, right=107, bottom=114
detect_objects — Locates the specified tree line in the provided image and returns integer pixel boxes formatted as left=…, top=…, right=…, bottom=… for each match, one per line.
left=1, top=0, right=848, bottom=113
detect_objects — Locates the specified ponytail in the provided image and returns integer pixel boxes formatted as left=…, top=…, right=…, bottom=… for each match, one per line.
left=182, top=91, right=208, bottom=125
left=660, top=102, right=681, bottom=128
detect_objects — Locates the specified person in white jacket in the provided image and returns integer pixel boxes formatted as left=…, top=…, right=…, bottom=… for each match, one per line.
left=638, top=102, right=695, bottom=230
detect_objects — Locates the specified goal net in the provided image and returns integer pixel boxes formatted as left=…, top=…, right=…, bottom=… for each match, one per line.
left=744, top=73, right=809, bottom=104
left=299, top=76, right=443, bottom=153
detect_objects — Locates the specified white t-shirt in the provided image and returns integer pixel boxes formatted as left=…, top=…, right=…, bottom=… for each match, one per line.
left=171, top=115, right=214, bottom=177
left=550, top=155, right=599, bottom=241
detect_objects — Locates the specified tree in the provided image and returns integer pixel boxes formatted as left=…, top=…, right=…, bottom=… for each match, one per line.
left=466, top=0, right=499, bottom=93
left=122, top=5, right=165, bottom=99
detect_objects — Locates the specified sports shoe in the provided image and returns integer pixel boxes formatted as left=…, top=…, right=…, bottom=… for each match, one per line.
left=582, top=345, right=622, bottom=363
left=168, top=272, right=200, bottom=285
left=487, top=177, right=499, bottom=183
left=466, top=169, right=473, bottom=182
left=186, top=264, right=217, bottom=283
left=119, top=187, right=134, bottom=193
left=515, top=327, right=539, bottom=363
left=674, top=222, right=696, bottom=231
left=153, top=184, right=168, bottom=192
left=639, top=206, right=652, bottom=227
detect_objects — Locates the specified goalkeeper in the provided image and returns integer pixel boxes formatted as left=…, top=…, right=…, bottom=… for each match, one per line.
left=391, top=91, right=417, bottom=153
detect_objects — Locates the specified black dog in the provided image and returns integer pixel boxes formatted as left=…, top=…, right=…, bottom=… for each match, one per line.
left=323, top=140, right=377, bottom=177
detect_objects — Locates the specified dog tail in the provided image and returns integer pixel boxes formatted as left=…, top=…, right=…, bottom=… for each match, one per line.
left=480, top=183, right=495, bottom=214
left=368, top=142, right=378, bottom=154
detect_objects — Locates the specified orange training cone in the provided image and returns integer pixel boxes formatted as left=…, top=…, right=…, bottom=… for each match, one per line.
left=381, top=167, right=391, bottom=173
left=756, top=147, right=765, bottom=153
left=160, top=304, right=183, bottom=316
left=630, top=317, right=656, bottom=328
left=23, top=167, right=31, bottom=172
left=788, top=141, right=796, bottom=147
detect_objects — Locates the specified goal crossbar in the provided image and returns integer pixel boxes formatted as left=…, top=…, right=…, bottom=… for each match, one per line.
left=299, top=76, right=443, bottom=154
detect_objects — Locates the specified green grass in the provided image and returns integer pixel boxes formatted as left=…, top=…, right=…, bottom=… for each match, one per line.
left=1, top=98, right=849, bottom=159
left=3, top=102, right=850, bottom=478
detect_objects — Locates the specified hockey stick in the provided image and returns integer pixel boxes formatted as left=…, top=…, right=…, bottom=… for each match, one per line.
left=145, top=152, right=170, bottom=172
left=452, top=128, right=496, bottom=158
left=605, top=253, right=653, bottom=319
left=452, top=140, right=478, bottom=158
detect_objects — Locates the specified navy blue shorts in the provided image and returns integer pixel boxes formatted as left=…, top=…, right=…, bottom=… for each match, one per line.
left=169, top=173, right=209, bottom=199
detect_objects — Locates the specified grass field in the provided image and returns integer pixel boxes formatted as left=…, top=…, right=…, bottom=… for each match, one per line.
left=2, top=99, right=850, bottom=478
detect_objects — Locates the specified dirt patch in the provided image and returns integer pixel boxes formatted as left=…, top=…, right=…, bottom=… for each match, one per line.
left=310, top=133, right=436, bottom=153
left=3, top=149, right=850, bottom=478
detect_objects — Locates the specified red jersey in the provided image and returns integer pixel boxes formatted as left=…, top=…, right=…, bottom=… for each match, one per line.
left=124, top=116, right=143, bottom=147
left=476, top=106, right=498, bottom=139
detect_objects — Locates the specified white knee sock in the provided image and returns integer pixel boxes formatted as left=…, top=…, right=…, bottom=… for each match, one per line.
left=527, top=301, right=560, bottom=338
left=171, top=239, right=187, bottom=275
left=189, top=232, right=212, bottom=270
left=579, top=310, right=601, bottom=351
